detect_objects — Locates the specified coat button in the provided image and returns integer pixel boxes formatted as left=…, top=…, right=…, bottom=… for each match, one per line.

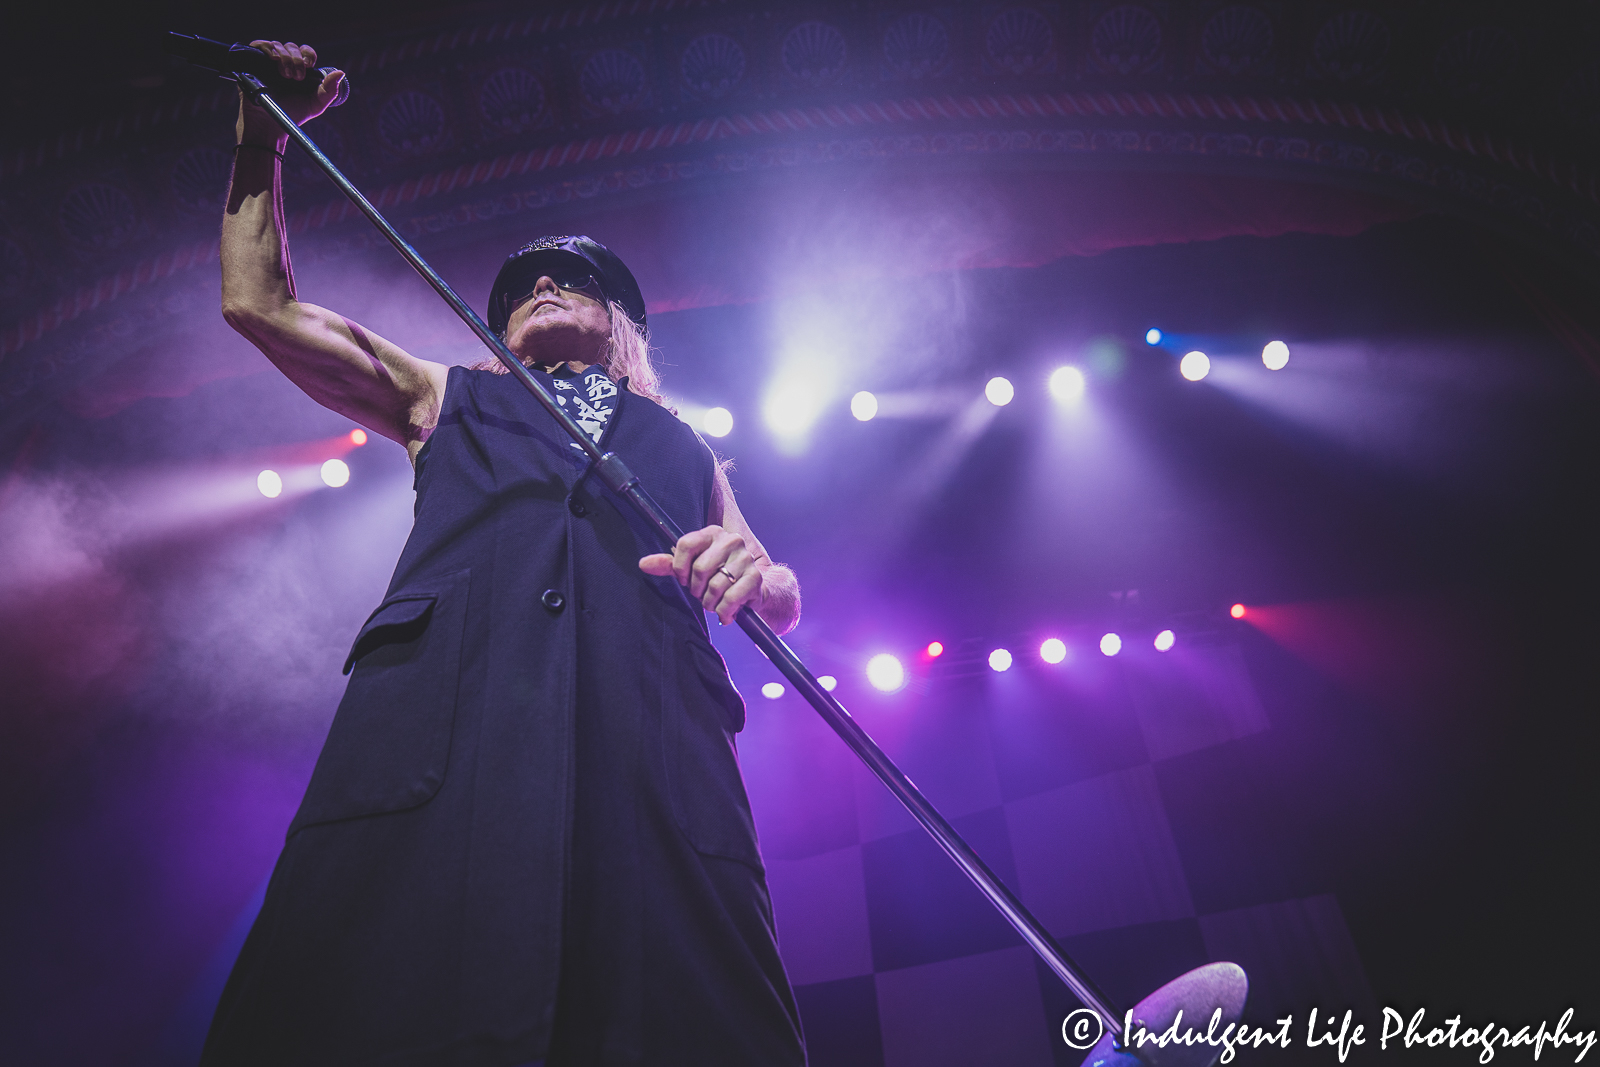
left=568, top=497, right=587, bottom=516
left=541, top=589, right=565, bottom=612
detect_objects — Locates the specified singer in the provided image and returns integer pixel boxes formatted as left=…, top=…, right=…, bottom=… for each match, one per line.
left=201, top=41, right=806, bottom=1067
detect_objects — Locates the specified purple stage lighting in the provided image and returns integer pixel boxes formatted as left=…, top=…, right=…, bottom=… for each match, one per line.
left=1262, top=340, right=1290, bottom=370
left=761, top=682, right=785, bottom=699
left=1145, top=328, right=1162, bottom=345
left=1039, top=638, right=1067, bottom=664
left=818, top=675, right=837, bottom=691
left=320, top=459, right=350, bottom=488
left=985, top=376, right=1015, bottom=407
left=850, top=391, right=879, bottom=421
left=1180, top=351, right=1210, bottom=382
left=1048, top=366, right=1085, bottom=402
left=866, top=654, right=906, bottom=692
left=763, top=374, right=827, bottom=446
left=1154, top=629, right=1176, bottom=652
left=703, top=407, right=734, bottom=437
left=256, top=470, right=283, bottom=498
left=1100, top=632, right=1123, bottom=656
left=988, top=648, right=1014, bottom=672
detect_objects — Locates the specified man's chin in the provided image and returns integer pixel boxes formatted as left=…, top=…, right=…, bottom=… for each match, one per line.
left=508, top=323, right=575, bottom=358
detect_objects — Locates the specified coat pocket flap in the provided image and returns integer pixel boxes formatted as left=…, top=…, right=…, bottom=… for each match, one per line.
left=293, top=570, right=469, bottom=836
left=343, top=595, right=437, bottom=674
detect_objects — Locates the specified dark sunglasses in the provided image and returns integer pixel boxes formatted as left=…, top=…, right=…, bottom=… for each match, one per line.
left=505, top=269, right=607, bottom=312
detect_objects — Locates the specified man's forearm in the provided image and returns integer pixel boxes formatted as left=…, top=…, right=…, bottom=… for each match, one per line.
left=221, top=127, right=296, bottom=330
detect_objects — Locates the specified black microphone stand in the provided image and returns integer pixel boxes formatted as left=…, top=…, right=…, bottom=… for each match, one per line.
left=223, top=63, right=1251, bottom=1062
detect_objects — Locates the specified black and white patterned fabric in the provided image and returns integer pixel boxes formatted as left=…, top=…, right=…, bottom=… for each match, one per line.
left=548, top=366, right=619, bottom=446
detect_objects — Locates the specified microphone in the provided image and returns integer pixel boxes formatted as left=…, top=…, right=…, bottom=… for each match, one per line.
left=165, top=33, right=351, bottom=106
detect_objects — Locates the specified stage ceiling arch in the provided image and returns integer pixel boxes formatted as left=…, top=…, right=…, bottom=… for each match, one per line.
left=2, top=0, right=1597, bottom=435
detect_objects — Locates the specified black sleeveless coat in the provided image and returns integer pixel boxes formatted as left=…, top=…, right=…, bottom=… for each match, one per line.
left=201, top=367, right=806, bottom=1067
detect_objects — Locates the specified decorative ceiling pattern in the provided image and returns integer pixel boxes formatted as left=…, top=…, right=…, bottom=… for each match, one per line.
left=1, top=0, right=1596, bottom=413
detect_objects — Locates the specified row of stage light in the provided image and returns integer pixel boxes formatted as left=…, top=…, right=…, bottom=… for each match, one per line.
left=688, top=334, right=1293, bottom=440
left=754, top=604, right=1251, bottom=699
left=244, top=333, right=1287, bottom=470
left=256, top=429, right=368, bottom=497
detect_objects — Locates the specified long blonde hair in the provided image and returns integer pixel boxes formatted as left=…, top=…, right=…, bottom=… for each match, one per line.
left=474, top=300, right=668, bottom=406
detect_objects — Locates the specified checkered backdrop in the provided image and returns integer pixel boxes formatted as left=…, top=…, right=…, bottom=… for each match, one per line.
left=718, top=626, right=1377, bottom=1067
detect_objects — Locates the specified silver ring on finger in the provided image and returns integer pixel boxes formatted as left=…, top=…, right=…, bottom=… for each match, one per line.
left=717, top=566, right=737, bottom=584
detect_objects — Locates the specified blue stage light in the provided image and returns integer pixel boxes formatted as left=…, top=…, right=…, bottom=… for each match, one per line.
left=1146, top=328, right=1162, bottom=345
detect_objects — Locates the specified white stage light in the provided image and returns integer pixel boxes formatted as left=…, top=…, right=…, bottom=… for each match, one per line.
left=1154, top=629, right=1176, bottom=652
left=763, top=373, right=829, bottom=445
left=765, top=391, right=810, bottom=436
left=1100, top=632, right=1123, bottom=656
left=320, top=459, right=351, bottom=487
left=988, top=648, right=1013, bottom=672
left=818, top=675, right=838, bottom=691
left=1039, top=638, right=1067, bottom=664
left=851, top=391, right=879, bottom=421
left=866, top=654, right=906, bottom=692
left=257, top=470, right=283, bottom=499
left=1048, top=366, right=1085, bottom=402
left=761, top=682, right=785, bottom=699
left=985, top=376, right=1015, bottom=406
left=1180, top=351, right=1210, bottom=382
left=703, top=407, right=734, bottom=437
left=1262, top=340, right=1290, bottom=370
left=1145, top=328, right=1162, bottom=345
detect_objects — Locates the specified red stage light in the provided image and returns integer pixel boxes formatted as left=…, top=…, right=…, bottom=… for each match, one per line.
left=926, top=641, right=944, bottom=658
left=1230, top=603, right=1247, bottom=619
left=350, top=428, right=368, bottom=446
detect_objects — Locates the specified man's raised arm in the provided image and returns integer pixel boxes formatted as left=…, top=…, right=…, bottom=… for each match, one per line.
left=220, top=41, right=447, bottom=461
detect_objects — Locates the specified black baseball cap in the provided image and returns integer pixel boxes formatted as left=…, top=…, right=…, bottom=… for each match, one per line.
left=488, top=235, right=647, bottom=337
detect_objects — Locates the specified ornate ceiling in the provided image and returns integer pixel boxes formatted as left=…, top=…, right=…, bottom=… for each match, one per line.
left=2, top=0, right=1596, bottom=425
